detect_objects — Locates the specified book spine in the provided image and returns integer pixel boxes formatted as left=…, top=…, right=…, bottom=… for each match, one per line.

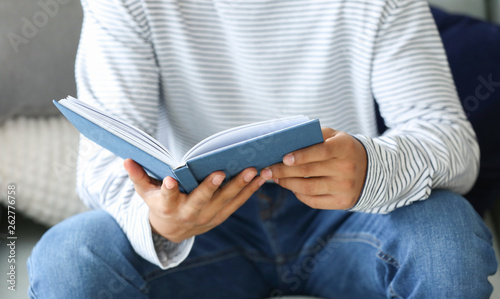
left=174, top=166, right=199, bottom=193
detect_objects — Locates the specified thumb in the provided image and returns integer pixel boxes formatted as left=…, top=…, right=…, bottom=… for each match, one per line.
left=124, top=158, right=159, bottom=196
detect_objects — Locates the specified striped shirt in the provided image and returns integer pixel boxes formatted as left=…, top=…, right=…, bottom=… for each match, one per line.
left=75, top=0, right=479, bottom=269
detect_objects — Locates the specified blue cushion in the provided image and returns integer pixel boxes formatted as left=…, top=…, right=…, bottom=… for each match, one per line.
left=375, top=7, right=500, bottom=215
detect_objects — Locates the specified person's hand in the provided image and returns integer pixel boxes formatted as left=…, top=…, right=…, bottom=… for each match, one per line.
left=260, top=128, right=367, bottom=210
left=124, top=159, right=266, bottom=243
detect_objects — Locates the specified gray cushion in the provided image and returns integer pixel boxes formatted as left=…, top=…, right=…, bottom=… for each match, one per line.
left=0, top=0, right=83, bottom=124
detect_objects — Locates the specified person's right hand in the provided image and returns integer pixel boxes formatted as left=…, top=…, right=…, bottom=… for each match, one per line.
left=124, top=159, right=266, bottom=243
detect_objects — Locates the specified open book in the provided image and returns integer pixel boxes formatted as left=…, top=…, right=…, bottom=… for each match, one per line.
left=54, top=96, right=324, bottom=193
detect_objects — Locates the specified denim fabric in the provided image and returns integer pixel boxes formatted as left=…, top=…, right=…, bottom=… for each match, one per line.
left=28, top=185, right=497, bottom=298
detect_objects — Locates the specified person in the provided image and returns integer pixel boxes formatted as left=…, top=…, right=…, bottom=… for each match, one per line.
left=28, top=0, right=497, bottom=298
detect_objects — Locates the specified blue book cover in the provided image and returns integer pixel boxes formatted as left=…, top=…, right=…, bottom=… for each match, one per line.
left=54, top=97, right=324, bottom=193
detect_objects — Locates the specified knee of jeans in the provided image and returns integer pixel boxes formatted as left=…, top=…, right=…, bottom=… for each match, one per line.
left=383, top=191, right=497, bottom=297
left=28, top=210, right=120, bottom=282
left=390, top=190, right=491, bottom=243
left=387, top=190, right=497, bottom=281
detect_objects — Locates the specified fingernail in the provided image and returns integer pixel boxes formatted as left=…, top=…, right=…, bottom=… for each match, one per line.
left=244, top=170, right=257, bottom=183
left=258, top=178, right=266, bottom=186
left=283, top=154, right=295, bottom=166
left=212, top=174, right=225, bottom=186
left=164, top=178, right=176, bottom=190
left=260, top=168, right=272, bottom=180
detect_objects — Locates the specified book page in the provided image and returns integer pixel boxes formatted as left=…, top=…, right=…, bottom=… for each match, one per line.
left=60, top=96, right=180, bottom=167
left=182, top=115, right=310, bottom=163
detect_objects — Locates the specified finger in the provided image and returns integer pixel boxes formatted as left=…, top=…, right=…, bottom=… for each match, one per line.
left=152, top=176, right=182, bottom=212
left=294, top=193, right=336, bottom=209
left=321, top=127, right=337, bottom=140
left=124, top=159, right=160, bottom=196
left=281, top=130, right=354, bottom=167
left=294, top=193, right=357, bottom=210
left=212, top=168, right=258, bottom=204
left=184, top=171, right=227, bottom=212
left=195, top=169, right=260, bottom=226
left=276, top=177, right=334, bottom=196
left=261, top=160, right=337, bottom=180
left=216, top=176, right=265, bottom=223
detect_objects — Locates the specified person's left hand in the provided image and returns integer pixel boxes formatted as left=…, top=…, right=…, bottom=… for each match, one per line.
left=260, top=128, right=367, bottom=210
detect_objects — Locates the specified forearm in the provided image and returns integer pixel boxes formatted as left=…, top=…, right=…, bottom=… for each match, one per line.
left=354, top=0, right=480, bottom=213
left=352, top=118, right=479, bottom=213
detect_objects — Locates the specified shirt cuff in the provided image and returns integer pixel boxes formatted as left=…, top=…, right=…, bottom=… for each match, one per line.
left=123, top=192, right=194, bottom=269
left=348, top=134, right=387, bottom=212
left=153, top=234, right=194, bottom=269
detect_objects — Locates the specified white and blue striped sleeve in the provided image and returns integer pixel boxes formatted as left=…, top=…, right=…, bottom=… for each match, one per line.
left=351, top=0, right=480, bottom=213
left=75, top=0, right=193, bottom=269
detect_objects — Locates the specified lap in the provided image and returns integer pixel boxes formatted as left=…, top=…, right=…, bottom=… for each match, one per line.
left=28, top=188, right=496, bottom=299
left=28, top=204, right=280, bottom=299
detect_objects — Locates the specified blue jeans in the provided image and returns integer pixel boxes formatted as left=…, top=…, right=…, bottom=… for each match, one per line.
left=28, top=185, right=497, bottom=298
